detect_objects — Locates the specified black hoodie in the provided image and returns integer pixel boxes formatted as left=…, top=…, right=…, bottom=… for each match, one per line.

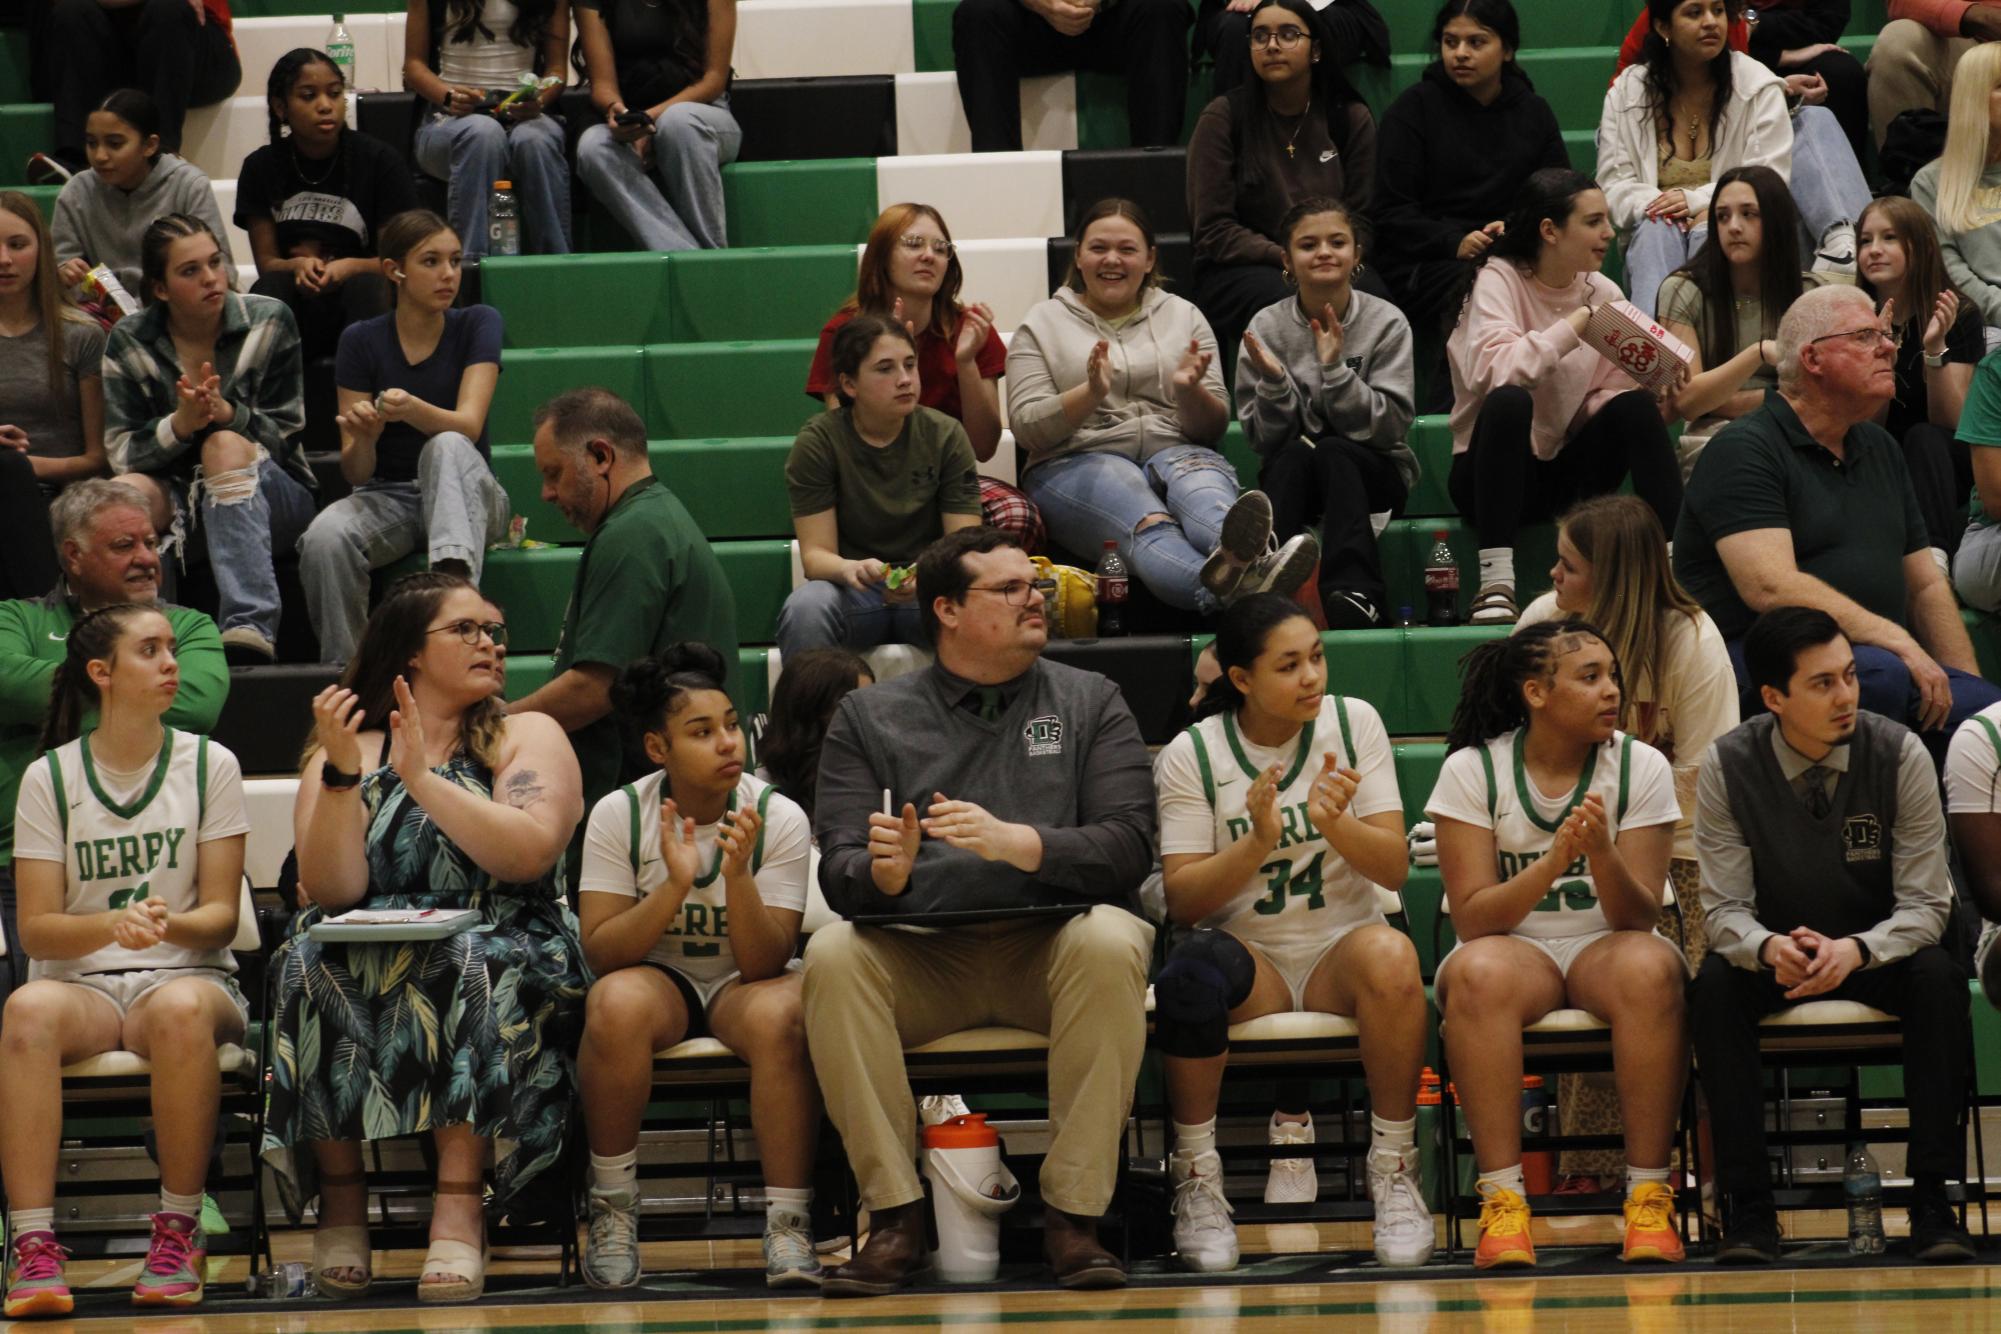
left=1372, top=62, right=1569, bottom=279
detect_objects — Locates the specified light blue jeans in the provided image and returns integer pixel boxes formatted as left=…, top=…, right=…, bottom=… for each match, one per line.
left=297, top=432, right=512, bottom=666
left=775, top=579, right=923, bottom=661
left=1022, top=444, right=1240, bottom=613
left=167, top=457, right=316, bottom=643
left=576, top=96, right=741, bottom=251
left=414, top=110, right=572, bottom=257
left=1622, top=106, right=1872, bottom=316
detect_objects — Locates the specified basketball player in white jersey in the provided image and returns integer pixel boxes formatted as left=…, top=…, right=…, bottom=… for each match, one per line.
left=1, top=603, right=248, bottom=1317
left=1427, top=618, right=1684, bottom=1270
left=573, top=643, right=821, bottom=1291
left=1153, top=594, right=1430, bottom=1272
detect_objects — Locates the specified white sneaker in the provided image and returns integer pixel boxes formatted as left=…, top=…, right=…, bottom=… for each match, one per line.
left=918, top=1094, right=971, bottom=1126
left=581, top=1186, right=641, bottom=1290
left=1168, top=1148, right=1238, bottom=1273
left=1264, top=1116, right=1317, bottom=1204
left=1368, top=1148, right=1435, bottom=1268
left=763, top=1208, right=823, bottom=1288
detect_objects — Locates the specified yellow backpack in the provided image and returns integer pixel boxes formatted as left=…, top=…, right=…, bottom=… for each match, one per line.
left=1030, top=555, right=1099, bottom=638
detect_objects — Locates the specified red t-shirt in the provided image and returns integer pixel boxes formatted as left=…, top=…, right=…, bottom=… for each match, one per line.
left=1612, top=10, right=1749, bottom=83
left=803, top=307, right=1006, bottom=421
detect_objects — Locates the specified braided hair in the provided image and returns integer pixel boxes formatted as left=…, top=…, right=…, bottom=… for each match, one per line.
left=1444, top=618, right=1617, bottom=753
left=42, top=603, right=159, bottom=752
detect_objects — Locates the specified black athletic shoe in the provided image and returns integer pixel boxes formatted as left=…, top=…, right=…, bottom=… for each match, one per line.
left=1908, top=1197, right=1977, bottom=1263
left=1714, top=1197, right=1780, bottom=1265
left=1322, top=589, right=1380, bottom=632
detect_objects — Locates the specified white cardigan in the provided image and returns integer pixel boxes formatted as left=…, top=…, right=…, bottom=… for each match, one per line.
left=1596, top=51, right=1792, bottom=235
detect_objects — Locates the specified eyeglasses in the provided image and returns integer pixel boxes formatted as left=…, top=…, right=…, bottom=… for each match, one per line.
left=897, top=234, right=953, bottom=256
left=1807, top=326, right=1894, bottom=351
left=965, top=580, right=1039, bottom=607
left=1250, top=25, right=1310, bottom=48
left=427, top=619, right=509, bottom=647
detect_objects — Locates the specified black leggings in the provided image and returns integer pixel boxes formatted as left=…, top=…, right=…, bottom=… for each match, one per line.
left=0, top=449, right=58, bottom=602
left=1447, top=386, right=1682, bottom=551
left=1259, top=434, right=1408, bottom=609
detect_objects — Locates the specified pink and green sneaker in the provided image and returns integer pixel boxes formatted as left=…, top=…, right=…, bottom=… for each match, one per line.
left=5, top=1230, right=73, bottom=1319
left=132, top=1212, right=206, bottom=1307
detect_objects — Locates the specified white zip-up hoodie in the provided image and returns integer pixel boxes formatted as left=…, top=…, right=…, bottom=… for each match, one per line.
left=1596, top=51, right=1792, bottom=236
left=1005, top=286, right=1228, bottom=468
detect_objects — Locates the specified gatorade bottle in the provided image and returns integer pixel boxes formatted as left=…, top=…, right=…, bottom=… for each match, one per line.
left=326, top=15, right=357, bottom=92
left=489, top=181, right=521, bottom=257
left=1094, top=540, right=1129, bottom=637
left=1424, top=529, right=1460, bottom=627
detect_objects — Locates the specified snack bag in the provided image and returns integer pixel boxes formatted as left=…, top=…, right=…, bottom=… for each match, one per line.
left=1582, top=299, right=1692, bottom=393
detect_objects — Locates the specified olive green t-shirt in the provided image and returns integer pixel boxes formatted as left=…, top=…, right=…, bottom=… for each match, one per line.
left=1657, top=270, right=1839, bottom=396
left=785, top=406, right=982, bottom=564
left=552, top=475, right=740, bottom=809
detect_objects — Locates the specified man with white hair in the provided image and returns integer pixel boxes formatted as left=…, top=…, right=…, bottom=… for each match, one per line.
left=1674, top=284, right=2001, bottom=762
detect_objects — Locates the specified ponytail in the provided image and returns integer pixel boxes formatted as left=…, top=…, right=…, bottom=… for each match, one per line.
left=40, top=604, right=153, bottom=752
left=1444, top=618, right=1614, bottom=753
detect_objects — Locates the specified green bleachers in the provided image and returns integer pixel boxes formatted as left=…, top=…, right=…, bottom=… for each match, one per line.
left=491, top=437, right=796, bottom=543
left=475, top=540, right=793, bottom=655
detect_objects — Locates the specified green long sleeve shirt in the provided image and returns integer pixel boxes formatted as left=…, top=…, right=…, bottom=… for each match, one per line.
left=0, top=590, right=230, bottom=865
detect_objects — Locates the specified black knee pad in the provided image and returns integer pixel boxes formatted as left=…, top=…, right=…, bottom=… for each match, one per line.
left=1153, top=929, right=1256, bottom=1059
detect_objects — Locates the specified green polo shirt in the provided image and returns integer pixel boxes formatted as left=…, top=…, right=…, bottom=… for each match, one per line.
left=551, top=475, right=739, bottom=809
left=1952, top=354, right=2001, bottom=529
left=1672, top=393, right=1927, bottom=640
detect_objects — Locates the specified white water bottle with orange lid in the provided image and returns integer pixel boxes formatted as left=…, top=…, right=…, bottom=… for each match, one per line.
left=922, top=1113, right=1019, bottom=1282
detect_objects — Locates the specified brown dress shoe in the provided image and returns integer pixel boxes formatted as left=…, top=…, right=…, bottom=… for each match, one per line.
left=820, top=1200, right=929, bottom=1297
left=1044, top=1206, right=1126, bottom=1289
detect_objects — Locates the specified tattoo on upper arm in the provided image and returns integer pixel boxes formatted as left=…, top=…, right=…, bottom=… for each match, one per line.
left=504, top=769, right=547, bottom=809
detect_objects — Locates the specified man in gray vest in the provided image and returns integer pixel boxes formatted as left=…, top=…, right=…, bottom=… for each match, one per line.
left=1690, top=606, right=1972, bottom=1265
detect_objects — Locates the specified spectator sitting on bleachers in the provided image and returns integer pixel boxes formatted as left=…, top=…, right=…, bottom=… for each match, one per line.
left=1932, top=322, right=2001, bottom=614
left=1194, top=0, right=1388, bottom=101
left=511, top=386, right=739, bottom=812
left=1008, top=198, right=1317, bottom=615
left=272, top=571, right=585, bottom=1304
left=805, top=526, right=1157, bottom=1296
left=753, top=647, right=872, bottom=821
left=1235, top=196, right=1414, bottom=631
left=1866, top=0, right=2001, bottom=152
left=1598, top=0, right=1869, bottom=316
left=573, top=0, right=739, bottom=252
left=236, top=49, right=415, bottom=369
left=1187, top=0, right=1380, bottom=370
left=0, top=192, right=107, bottom=602
left=102, top=213, right=316, bottom=665
left=1373, top=0, right=1569, bottom=410
left=951, top=0, right=1191, bottom=153
left=574, top=643, right=823, bottom=1291
left=1446, top=168, right=1682, bottom=627
left=1911, top=43, right=2001, bottom=346
left=1856, top=196, right=1981, bottom=568
left=1673, top=284, right=2001, bottom=762
left=1657, top=165, right=1843, bottom=470
left=405, top=0, right=573, bottom=257
left=300, top=210, right=511, bottom=668
left=1946, top=698, right=2001, bottom=1009
left=51, top=91, right=237, bottom=301
left=0, top=478, right=228, bottom=1015
left=38, top=0, right=241, bottom=180
left=805, top=203, right=1042, bottom=550
left=1690, top=605, right=1975, bottom=1266
left=777, top=317, right=983, bottom=661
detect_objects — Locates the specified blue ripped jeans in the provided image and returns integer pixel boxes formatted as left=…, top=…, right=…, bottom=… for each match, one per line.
left=1022, top=444, right=1240, bottom=612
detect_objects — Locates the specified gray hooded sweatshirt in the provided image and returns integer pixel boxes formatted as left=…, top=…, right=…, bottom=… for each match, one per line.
left=53, top=155, right=237, bottom=293
left=1005, top=285, right=1230, bottom=468
left=1234, top=287, right=1420, bottom=490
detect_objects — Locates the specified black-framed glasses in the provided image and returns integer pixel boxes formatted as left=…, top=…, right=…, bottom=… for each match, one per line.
left=965, top=580, right=1038, bottom=607
left=897, top=234, right=953, bottom=256
left=1806, top=326, right=1894, bottom=351
left=1250, top=25, right=1309, bottom=48
left=428, top=619, right=509, bottom=647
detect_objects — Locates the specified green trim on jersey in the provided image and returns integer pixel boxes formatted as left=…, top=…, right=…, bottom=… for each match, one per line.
left=1333, top=696, right=1355, bottom=766
left=1511, top=732, right=1599, bottom=834
left=1617, top=735, right=1633, bottom=821
left=623, top=783, right=643, bottom=874
left=1978, top=717, right=2001, bottom=809
left=196, top=734, right=209, bottom=827
left=1223, top=710, right=1317, bottom=788
left=45, top=751, right=68, bottom=842
left=79, top=727, right=176, bottom=822
left=1190, top=726, right=1217, bottom=806
left=1478, top=746, right=1497, bottom=820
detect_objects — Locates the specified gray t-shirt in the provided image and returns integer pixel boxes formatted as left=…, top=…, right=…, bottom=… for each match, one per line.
left=0, top=316, right=105, bottom=462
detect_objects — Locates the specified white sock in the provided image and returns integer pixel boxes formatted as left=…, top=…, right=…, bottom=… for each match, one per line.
left=1477, top=548, right=1514, bottom=589
left=8, top=1207, right=54, bottom=1237
left=159, top=1188, right=203, bottom=1220
left=766, top=1186, right=812, bottom=1222
left=1370, top=1113, right=1417, bottom=1168
left=1477, top=1164, right=1526, bottom=1197
left=1174, top=1117, right=1217, bottom=1158
left=589, top=1149, right=638, bottom=1196
left=1626, top=1164, right=1672, bottom=1195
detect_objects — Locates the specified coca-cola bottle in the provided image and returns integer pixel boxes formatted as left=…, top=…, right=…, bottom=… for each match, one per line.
left=1424, top=529, right=1460, bottom=627
left=1095, top=540, right=1129, bottom=638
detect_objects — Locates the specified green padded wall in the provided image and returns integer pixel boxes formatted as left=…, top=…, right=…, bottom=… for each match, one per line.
left=642, top=340, right=821, bottom=438
left=491, top=346, right=647, bottom=446
left=0, top=105, right=54, bottom=188
left=492, top=437, right=797, bottom=544
left=481, top=254, right=676, bottom=348
left=725, top=161, right=879, bottom=248
left=668, top=246, right=859, bottom=343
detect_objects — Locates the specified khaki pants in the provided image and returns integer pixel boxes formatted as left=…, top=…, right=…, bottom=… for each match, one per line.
left=1867, top=20, right=1977, bottom=149
left=802, top=905, right=1155, bottom=1216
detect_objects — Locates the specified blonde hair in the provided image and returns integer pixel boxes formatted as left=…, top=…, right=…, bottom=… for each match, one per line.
left=1554, top=496, right=1702, bottom=735
left=1931, top=42, right=2001, bottom=234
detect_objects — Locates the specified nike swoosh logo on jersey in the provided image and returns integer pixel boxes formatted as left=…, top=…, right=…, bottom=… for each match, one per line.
left=48, top=631, right=67, bottom=642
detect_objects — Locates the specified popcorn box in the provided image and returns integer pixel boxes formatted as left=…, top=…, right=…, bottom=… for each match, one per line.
left=1582, top=299, right=1692, bottom=393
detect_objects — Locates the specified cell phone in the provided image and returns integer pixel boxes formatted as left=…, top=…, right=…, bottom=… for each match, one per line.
left=615, top=109, right=651, bottom=128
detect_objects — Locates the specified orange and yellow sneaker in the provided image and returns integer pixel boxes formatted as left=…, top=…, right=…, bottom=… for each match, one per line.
left=1620, top=1180, right=1685, bottom=1263
left=5, top=1230, right=73, bottom=1319
left=1474, top=1181, right=1536, bottom=1270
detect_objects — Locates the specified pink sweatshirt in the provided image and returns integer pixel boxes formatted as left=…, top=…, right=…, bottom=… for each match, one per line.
left=1889, top=0, right=1994, bottom=34
left=1447, top=261, right=1635, bottom=459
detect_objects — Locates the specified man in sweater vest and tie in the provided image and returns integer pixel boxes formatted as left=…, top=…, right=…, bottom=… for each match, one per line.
left=1689, top=605, right=1974, bottom=1266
